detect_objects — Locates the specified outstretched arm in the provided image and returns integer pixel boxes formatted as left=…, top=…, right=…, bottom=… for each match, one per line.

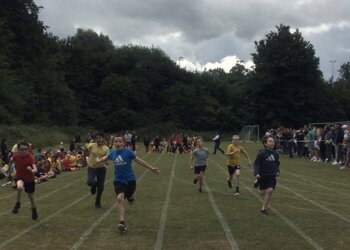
left=134, top=156, right=160, bottom=174
left=96, top=155, right=109, bottom=164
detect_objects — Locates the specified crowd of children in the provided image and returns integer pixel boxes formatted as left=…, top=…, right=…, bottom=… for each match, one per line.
left=1, top=132, right=280, bottom=231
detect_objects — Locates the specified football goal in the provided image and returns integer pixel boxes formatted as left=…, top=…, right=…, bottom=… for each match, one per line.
left=238, top=125, right=260, bottom=142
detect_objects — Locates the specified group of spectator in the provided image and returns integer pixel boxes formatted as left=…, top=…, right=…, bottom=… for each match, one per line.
left=142, top=133, right=202, bottom=154
left=266, top=124, right=350, bottom=169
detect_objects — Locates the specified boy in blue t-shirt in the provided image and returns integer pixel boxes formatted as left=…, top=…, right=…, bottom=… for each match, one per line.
left=96, top=135, right=160, bottom=232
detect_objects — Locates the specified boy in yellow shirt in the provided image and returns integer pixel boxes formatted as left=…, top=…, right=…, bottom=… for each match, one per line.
left=87, top=133, right=110, bottom=208
left=226, top=135, right=252, bottom=195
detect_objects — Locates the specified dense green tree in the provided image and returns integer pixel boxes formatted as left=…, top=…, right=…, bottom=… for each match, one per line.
left=333, top=62, right=350, bottom=118
left=338, top=62, right=350, bottom=81
left=247, top=24, right=341, bottom=129
left=0, top=0, right=78, bottom=125
left=1, top=0, right=348, bottom=133
left=63, top=29, right=114, bottom=125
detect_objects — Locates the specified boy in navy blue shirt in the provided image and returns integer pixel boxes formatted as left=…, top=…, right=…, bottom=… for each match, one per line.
left=254, top=136, right=280, bottom=215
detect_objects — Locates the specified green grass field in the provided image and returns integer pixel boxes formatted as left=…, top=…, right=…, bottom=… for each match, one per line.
left=1, top=142, right=350, bottom=250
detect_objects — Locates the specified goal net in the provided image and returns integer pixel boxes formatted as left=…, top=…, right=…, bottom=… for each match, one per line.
left=238, top=125, right=259, bottom=142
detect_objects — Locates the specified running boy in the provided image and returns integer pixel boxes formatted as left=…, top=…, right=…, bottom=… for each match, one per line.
left=226, top=135, right=252, bottom=196
left=86, top=133, right=109, bottom=208
left=253, top=135, right=280, bottom=215
left=96, top=135, right=160, bottom=232
left=190, top=137, right=209, bottom=193
left=11, top=140, right=38, bottom=220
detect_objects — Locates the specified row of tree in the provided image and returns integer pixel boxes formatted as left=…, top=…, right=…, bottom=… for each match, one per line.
left=1, top=0, right=350, bottom=133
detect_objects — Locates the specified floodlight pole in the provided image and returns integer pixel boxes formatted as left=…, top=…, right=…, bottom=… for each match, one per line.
left=330, top=60, right=336, bottom=86
left=178, top=56, right=184, bottom=68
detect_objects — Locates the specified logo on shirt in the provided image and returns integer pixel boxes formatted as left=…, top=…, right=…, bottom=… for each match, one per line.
left=114, top=155, right=127, bottom=166
left=266, top=154, right=275, bottom=161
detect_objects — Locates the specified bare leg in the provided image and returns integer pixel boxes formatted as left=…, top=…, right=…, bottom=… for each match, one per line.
left=234, top=170, right=240, bottom=188
left=198, top=171, right=204, bottom=190
left=28, top=193, right=36, bottom=208
left=262, top=187, right=274, bottom=210
left=16, top=180, right=24, bottom=202
left=117, top=193, right=125, bottom=222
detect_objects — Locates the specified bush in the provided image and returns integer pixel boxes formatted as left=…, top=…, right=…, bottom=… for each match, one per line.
left=0, top=125, right=91, bottom=149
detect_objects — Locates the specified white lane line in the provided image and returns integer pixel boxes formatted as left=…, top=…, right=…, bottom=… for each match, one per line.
left=0, top=176, right=86, bottom=217
left=154, top=154, right=177, bottom=250
left=0, top=161, right=125, bottom=248
left=0, top=191, right=92, bottom=249
left=279, top=184, right=350, bottom=224
left=242, top=183, right=324, bottom=250
left=71, top=154, right=162, bottom=250
left=238, top=162, right=350, bottom=224
left=282, top=169, right=350, bottom=187
left=70, top=203, right=117, bottom=250
left=210, top=158, right=324, bottom=250
left=204, top=179, right=240, bottom=250
left=281, top=171, right=350, bottom=198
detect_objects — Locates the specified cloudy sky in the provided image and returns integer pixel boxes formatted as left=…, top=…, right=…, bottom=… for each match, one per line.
left=34, top=0, right=350, bottom=80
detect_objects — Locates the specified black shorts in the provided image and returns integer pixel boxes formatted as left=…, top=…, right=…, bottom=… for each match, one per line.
left=194, top=165, right=207, bottom=174
left=227, top=165, right=240, bottom=176
left=258, top=176, right=277, bottom=190
left=114, top=180, right=136, bottom=199
left=14, top=179, right=35, bottom=193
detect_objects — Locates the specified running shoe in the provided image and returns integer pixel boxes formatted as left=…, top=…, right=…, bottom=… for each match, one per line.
left=12, top=202, right=20, bottom=214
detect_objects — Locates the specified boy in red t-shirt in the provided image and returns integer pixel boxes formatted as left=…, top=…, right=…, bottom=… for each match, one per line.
left=11, top=140, right=38, bottom=220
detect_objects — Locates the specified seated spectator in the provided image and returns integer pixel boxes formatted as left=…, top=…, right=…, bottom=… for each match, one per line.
left=35, top=161, right=49, bottom=183
left=0, top=162, right=8, bottom=180
left=69, top=150, right=79, bottom=169
left=63, top=152, right=76, bottom=171
left=77, top=150, right=87, bottom=168
left=50, top=154, right=62, bottom=174
left=57, top=148, right=66, bottom=160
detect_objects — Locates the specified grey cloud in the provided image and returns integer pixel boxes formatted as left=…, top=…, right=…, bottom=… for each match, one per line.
left=34, top=0, right=350, bottom=77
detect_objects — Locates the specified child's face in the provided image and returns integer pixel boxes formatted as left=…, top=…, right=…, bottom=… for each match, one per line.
left=113, top=137, right=124, bottom=150
left=196, top=139, right=203, bottom=147
left=264, top=138, right=275, bottom=149
left=232, top=136, right=239, bottom=145
left=18, top=145, right=29, bottom=156
left=95, top=135, right=104, bottom=145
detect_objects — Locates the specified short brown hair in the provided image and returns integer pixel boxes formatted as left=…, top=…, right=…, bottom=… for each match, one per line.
left=261, top=135, right=274, bottom=145
left=17, top=140, right=30, bottom=148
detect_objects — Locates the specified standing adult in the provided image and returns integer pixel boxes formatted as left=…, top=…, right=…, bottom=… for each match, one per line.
left=212, top=132, right=224, bottom=154
left=306, top=127, right=316, bottom=160
left=1, top=138, right=8, bottom=163
left=325, top=126, right=336, bottom=162
left=143, top=136, right=150, bottom=153
left=333, top=125, right=345, bottom=165
left=86, top=133, right=109, bottom=208
left=131, top=130, right=137, bottom=152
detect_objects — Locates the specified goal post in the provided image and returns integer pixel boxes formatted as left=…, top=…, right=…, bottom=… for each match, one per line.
left=238, top=125, right=259, bottom=142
